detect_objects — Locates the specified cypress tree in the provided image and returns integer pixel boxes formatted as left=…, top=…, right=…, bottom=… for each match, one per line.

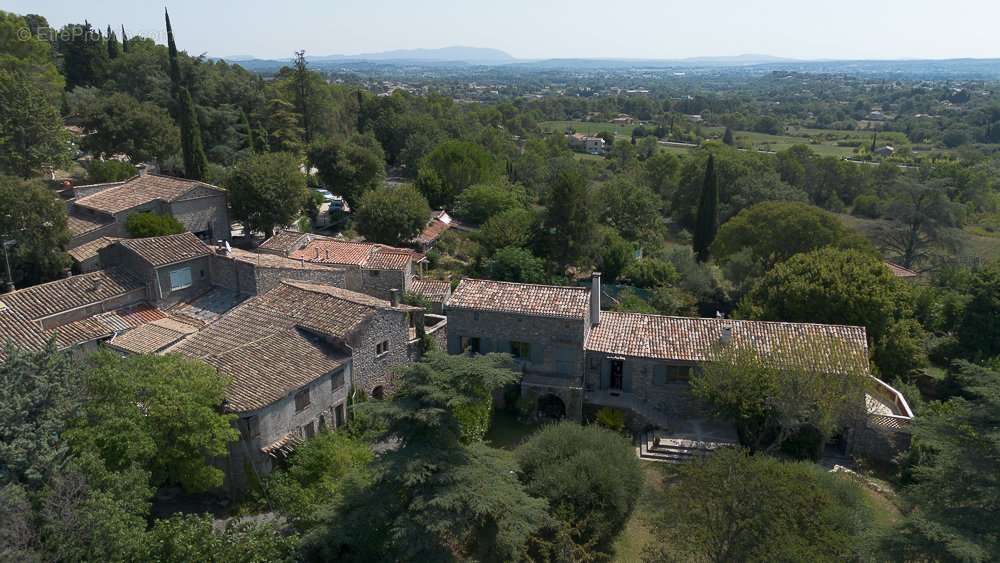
left=723, top=127, right=735, bottom=146
left=179, top=87, right=208, bottom=180
left=693, top=154, right=719, bottom=262
left=871, top=132, right=877, bottom=153
left=240, top=109, right=255, bottom=153
left=165, top=8, right=181, bottom=92
left=121, top=25, right=129, bottom=53
left=106, top=26, right=120, bottom=59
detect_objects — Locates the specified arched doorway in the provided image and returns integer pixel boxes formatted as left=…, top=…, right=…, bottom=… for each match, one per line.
left=371, top=385, right=385, bottom=400
left=537, top=394, right=566, bottom=421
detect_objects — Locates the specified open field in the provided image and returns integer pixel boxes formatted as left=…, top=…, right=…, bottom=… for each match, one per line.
left=540, top=120, right=640, bottom=139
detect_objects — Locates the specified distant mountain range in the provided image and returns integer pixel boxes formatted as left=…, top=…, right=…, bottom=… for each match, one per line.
left=222, top=46, right=516, bottom=65
left=215, top=47, right=1000, bottom=79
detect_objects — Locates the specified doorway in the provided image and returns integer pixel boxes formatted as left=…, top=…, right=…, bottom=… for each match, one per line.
left=610, top=359, right=624, bottom=392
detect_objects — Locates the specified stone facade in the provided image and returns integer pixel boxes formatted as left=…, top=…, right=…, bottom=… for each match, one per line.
left=446, top=308, right=589, bottom=419
left=584, top=353, right=709, bottom=420
left=348, top=308, right=412, bottom=398
left=223, top=365, right=351, bottom=492
left=207, top=253, right=347, bottom=296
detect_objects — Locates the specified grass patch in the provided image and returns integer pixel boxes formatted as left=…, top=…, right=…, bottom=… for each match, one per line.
left=612, top=462, right=675, bottom=562
left=540, top=120, right=638, bottom=139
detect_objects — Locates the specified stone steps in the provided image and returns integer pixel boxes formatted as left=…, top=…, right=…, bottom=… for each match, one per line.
left=636, top=431, right=736, bottom=464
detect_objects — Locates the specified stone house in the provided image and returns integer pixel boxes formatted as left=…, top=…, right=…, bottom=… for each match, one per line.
left=260, top=231, right=448, bottom=311
left=444, top=274, right=914, bottom=459
left=67, top=172, right=230, bottom=249
left=165, top=280, right=420, bottom=490
left=446, top=278, right=594, bottom=420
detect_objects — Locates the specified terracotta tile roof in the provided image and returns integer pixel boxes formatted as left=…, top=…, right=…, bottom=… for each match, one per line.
left=0, top=306, right=49, bottom=360
left=586, top=312, right=870, bottom=374
left=414, top=213, right=452, bottom=246
left=67, top=210, right=113, bottom=237
left=47, top=305, right=168, bottom=348
left=289, top=239, right=417, bottom=271
left=258, top=230, right=312, bottom=255
left=118, top=233, right=211, bottom=267
left=74, top=174, right=222, bottom=214
left=290, top=239, right=375, bottom=266
left=0, top=268, right=145, bottom=322
left=106, top=319, right=198, bottom=355
left=68, top=237, right=121, bottom=263
left=885, top=261, right=919, bottom=278
left=167, top=288, right=246, bottom=326
left=410, top=278, right=451, bottom=303
left=365, top=249, right=413, bottom=270
left=225, top=248, right=337, bottom=271
left=168, top=281, right=382, bottom=412
left=447, top=278, right=591, bottom=320
left=209, top=329, right=350, bottom=412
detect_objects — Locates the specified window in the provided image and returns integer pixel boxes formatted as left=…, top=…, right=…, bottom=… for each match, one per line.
left=240, top=416, right=260, bottom=440
left=667, top=365, right=691, bottom=382
left=331, top=369, right=345, bottom=392
left=460, top=336, right=481, bottom=354
left=375, top=340, right=390, bottom=356
left=510, top=341, right=531, bottom=360
left=168, top=266, right=192, bottom=291
left=303, top=420, right=316, bottom=439
left=335, top=403, right=345, bottom=427
left=295, top=388, right=311, bottom=412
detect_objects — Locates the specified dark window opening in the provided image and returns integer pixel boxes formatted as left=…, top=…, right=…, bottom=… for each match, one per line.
left=610, top=359, right=624, bottom=391
left=295, top=388, right=311, bottom=412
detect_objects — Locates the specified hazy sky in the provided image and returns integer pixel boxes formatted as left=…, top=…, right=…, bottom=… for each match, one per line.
left=6, top=0, right=998, bottom=61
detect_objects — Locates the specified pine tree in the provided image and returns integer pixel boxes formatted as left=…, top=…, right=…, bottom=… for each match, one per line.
left=292, top=50, right=313, bottom=146
left=106, top=26, right=119, bottom=59
left=121, top=25, right=129, bottom=54
left=179, top=87, right=208, bottom=180
left=165, top=9, right=181, bottom=92
left=693, top=154, right=719, bottom=262
left=723, top=127, right=735, bottom=146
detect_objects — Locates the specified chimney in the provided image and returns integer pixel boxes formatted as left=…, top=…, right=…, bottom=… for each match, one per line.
left=720, top=324, right=733, bottom=345
left=389, top=288, right=400, bottom=307
left=136, top=163, right=148, bottom=177
left=590, top=272, right=601, bottom=326
left=215, top=240, right=227, bottom=256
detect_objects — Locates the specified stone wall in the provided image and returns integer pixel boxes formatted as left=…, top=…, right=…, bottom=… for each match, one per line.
left=584, top=352, right=709, bottom=420
left=446, top=309, right=588, bottom=381
left=223, top=364, right=351, bottom=493
left=153, top=257, right=213, bottom=306
left=168, top=194, right=230, bottom=241
left=356, top=268, right=408, bottom=301
left=348, top=308, right=411, bottom=398
left=253, top=265, right=346, bottom=295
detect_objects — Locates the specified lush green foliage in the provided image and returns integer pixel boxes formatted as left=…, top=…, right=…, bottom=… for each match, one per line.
left=647, top=449, right=876, bottom=562
left=0, top=344, right=80, bottom=488
left=354, top=184, right=431, bottom=246
left=87, top=159, right=137, bottom=183
left=227, top=152, right=309, bottom=238
left=417, top=140, right=498, bottom=207
left=713, top=201, right=872, bottom=268
left=956, top=262, right=1000, bottom=359
left=693, top=154, right=720, bottom=262
left=125, top=211, right=185, bottom=238
left=66, top=352, right=238, bottom=493
left=885, top=362, right=1000, bottom=561
left=309, top=133, right=386, bottom=207
left=691, top=336, right=869, bottom=456
left=454, top=180, right=528, bottom=224
left=78, top=92, right=180, bottom=163
left=484, top=246, right=547, bottom=284
left=516, top=422, right=642, bottom=556
left=0, top=177, right=70, bottom=286
left=0, top=69, right=70, bottom=178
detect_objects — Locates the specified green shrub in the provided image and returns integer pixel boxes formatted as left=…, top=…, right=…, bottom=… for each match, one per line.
left=87, top=159, right=136, bottom=183
left=594, top=407, right=626, bottom=433
left=125, top=212, right=185, bottom=238
left=852, top=194, right=883, bottom=218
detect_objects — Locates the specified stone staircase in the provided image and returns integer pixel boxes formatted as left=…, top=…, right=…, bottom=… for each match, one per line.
left=636, top=430, right=736, bottom=464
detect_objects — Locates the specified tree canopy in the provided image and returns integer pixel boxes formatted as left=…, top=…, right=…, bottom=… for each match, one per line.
left=227, top=152, right=309, bottom=238
left=354, top=184, right=430, bottom=246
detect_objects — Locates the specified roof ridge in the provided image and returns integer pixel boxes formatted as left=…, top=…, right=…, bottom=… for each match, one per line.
left=457, top=277, right=590, bottom=292
left=4, top=267, right=129, bottom=295
left=279, top=280, right=389, bottom=308
left=600, top=310, right=867, bottom=331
